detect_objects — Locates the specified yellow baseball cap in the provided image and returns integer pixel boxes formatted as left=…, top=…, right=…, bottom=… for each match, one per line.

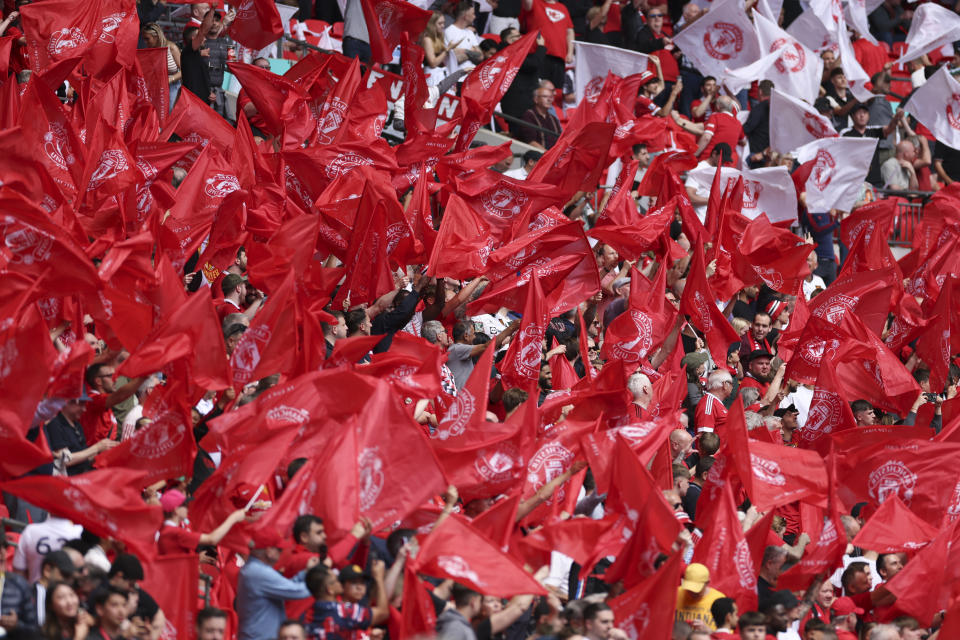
left=681, top=563, right=710, bottom=594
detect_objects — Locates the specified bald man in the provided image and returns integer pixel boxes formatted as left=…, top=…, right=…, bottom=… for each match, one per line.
left=669, top=430, right=693, bottom=464
left=880, top=140, right=919, bottom=191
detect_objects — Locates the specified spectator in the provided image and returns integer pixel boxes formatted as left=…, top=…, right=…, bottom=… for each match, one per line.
left=669, top=429, right=694, bottom=464
left=303, top=561, right=389, bottom=637
left=757, top=546, right=788, bottom=607
left=420, top=12, right=450, bottom=87
left=87, top=585, right=129, bottom=640
left=851, top=399, right=877, bottom=426
left=42, top=581, right=94, bottom=640
left=236, top=530, right=317, bottom=640
left=868, top=0, right=912, bottom=46
left=632, top=5, right=679, bottom=86
left=217, top=274, right=264, bottom=322
left=711, top=597, right=738, bottom=639
left=197, top=607, right=228, bottom=640
left=342, top=0, right=371, bottom=62
left=499, top=30, right=546, bottom=121
left=675, top=563, right=726, bottom=630
left=323, top=310, right=347, bottom=357
left=880, top=141, right=920, bottom=191
left=204, top=11, right=234, bottom=117
left=14, top=515, right=82, bottom=584
left=737, top=610, right=769, bottom=640
left=140, top=23, right=181, bottom=108
left=690, top=76, right=719, bottom=123
left=830, top=597, right=862, bottom=640
left=447, top=319, right=518, bottom=388
left=803, top=252, right=828, bottom=300
left=504, top=150, right=542, bottom=180
left=760, top=591, right=797, bottom=639
left=437, top=583, right=482, bottom=640
left=743, top=80, right=773, bottom=168
left=444, top=2, right=482, bottom=73
left=181, top=9, right=216, bottom=105
left=157, top=488, right=246, bottom=554
left=684, top=143, right=734, bottom=220
left=825, top=68, right=857, bottom=132
left=488, top=0, right=522, bottom=36
left=516, top=83, right=563, bottom=150
left=521, top=0, right=574, bottom=88
left=0, top=566, right=36, bottom=635
left=277, top=620, right=307, bottom=640
left=693, top=96, right=746, bottom=165
left=695, top=369, right=733, bottom=434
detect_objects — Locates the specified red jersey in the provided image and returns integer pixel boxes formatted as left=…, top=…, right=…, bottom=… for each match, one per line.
left=699, top=112, right=745, bottom=165
left=157, top=523, right=203, bottom=555
left=691, top=97, right=718, bottom=123
left=695, top=392, right=727, bottom=433
left=522, top=0, right=573, bottom=59
left=80, top=392, right=118, bottom=445
left=739, top=375, right=770, bottom=396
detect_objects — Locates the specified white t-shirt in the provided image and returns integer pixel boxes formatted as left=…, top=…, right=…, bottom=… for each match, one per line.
left=14, top=517, right=83, bottom=582
left=503, top=166, right=529, bottom=180
left=802, top=274, right=827, bottom=300
left=444, top=23, right=481, bottom=72
left=684, top=160, right=713, bottom=222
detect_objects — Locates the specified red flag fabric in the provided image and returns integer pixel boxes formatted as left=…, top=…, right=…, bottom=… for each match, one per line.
left=691, top=483, right=759, bottom=614
left=401, top=563, right=438, bottom=636
left=426, top=193, right=493, bottom=279
left=500, top=278, right=549, bottom=392
left=739, top=214, right=811, bottom=294
left=471, top=493, right=521, bottom=552
left=587, top=197, right=676, bottom=261
left=851, top=494, right=941, bottom=552
left=411, top=514, right=547, bottom=597
left=229, top=0, right=283, bottom=50
left=230, top=271, right=297, bottom=388
left=745, top=440, right=828, bottom=511
left=0, top=469, right=162, bottom=559
left=359, top=0, right=432, bottom=64
left=608, top=551, right=683, bottom=640
left=839, top=198, right=897, bottom=248
left=807, top=267, right=897, bottom=337
left=433, top=341, right=496, bottom=442
left=95, top=381, right=196, bottom=485
left=20, top=0, right=105, bottom=72
left=680, top=243, right=741, bottom=367
left=526, top=121, right=617, bottom=201
left=142, top=553, right=200, bottom=640
left=883, top=521, right=956, bottom=626
left=797, top=353, right=858, bottom=454
left=601, top=264, right=677, bottom=365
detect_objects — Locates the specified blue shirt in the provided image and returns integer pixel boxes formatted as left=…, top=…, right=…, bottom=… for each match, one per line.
left=236, top=557, right=312, bottom=640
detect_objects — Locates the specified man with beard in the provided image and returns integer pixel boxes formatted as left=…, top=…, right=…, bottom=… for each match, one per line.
left=740, top=351, right=774, bottom=396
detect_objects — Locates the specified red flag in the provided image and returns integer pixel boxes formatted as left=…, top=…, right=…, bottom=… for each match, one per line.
left=401, top=563, right=438, bottom=636
left=330, top=184, right=396, bottom=308
left=230, top=271, right=297, bottom=388
left=600, top=264, right=677, bottom=365
left=776, top=500, right=846, bottom=591
left=588, top=198, right=676, bottom=261
left=691, top=483, right=759, bottom=614
left=0, top=469, right=163, bottom=559
left=883, top=521, right=956, bottom=626
left=118, top=290, right=231, bottom=390
left=500, top=278, right=549, bottom=392
left=454, top=32, right=539, bottom=150
left=228, top=62, right=314, bottom=143
left=142, top=553, right=199, bottom=640
left=136, top=48, right=171, bottom=123
left=520, top=419, right=597, bottom=526
left=807, top=267, right=897, bottom=337
left=852, top=493, right=941, bottom=553
left=745, top=440, right=828, bottom=511
left=517, top=515, right=617, bottom=567
left=411, top=514, right=547, bottom=597
left=916, top=275, right=960, bottom=393
left=839, top=198, right=897, bottom=248
left=680, top=243, right=741, bottom=367
left=608, top=551, right=683, bottom=640
left=582, top=417, right=676, bottom=494
left=229, top=0, right=283, bottom=50
left=20, top=0, right=105, bottom=72
left=526, top=122, right=617, bottom=201
left=161, top=88, right=235, bottom=171
left=79, top=119, right=138, bottom=207
left=359, top=0, right=432, bottom=64
left=797, top=353, right=858, bottom=454
left=95, top=381, right=196, bottom=485
left=739, top=214, right=811, bottom=294
left=434, top=341, right=496, bottom=443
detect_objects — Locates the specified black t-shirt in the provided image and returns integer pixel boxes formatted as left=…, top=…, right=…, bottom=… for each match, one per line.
left=88, top=585, right=159, bottom=622
left=935, top=141, right=960, bottom=182
left=841, top=126, right=884, bottom=186
left=743, top=99, right=770, bottom=158
left=731, top=299, right=756, bottom=322
left=180, top=41, right=211, bottom=101
left=493, top=0, right=522, bottom=17
left=44, top=414, right=91, bottom=475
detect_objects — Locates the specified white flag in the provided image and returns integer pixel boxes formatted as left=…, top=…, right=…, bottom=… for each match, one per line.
left=573, top=42, right=650, bottom=106
left=797, top=137, right=877, bottom=212
left=835, top=17, right=873, bottom=102
left=673, top=0, right=761, bottom=80
left=785, top=9, right=832, bottom=51
left=753, top=12, right=823, bottom=104
left=844, top=0, right=878, bottom=46
left=769, top=89, right=838, bottom=154
left=903, top=65, right=960, bottom=151
left=685, top=165, right=798, bottom=224
left=895, top=3, right=960, bottom=64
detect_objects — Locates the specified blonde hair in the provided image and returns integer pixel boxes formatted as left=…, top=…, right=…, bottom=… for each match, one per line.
left=142, top=23, right=168, bottom=47
left=421, top=12, right=445, bottom=55
left=730, top=317, right=750, bottom=335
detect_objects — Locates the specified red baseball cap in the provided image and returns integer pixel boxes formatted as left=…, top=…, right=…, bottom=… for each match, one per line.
left=831, top=596, right=865, bottom=617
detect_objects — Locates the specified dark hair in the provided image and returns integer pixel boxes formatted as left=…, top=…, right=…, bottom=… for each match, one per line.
left=702, top=75, right=716, bottom=86
left=738, top=611, right=767, bottom=630
left=279, top=620, right=306, bottom=633
left=499, top=27, right=519, bottom=40
left=452, top=321, right=473, bottom=342
left=345, top=309, right=368, bottom=335
left=480, top=39, right=498, bottom=54
left=695, top=455, right=715, bottom=480
left=502, top=388, right=528, bottom=413
left=876, top=553, right=898, bottom=577
left=850, top=399, right=873, bottom=414
left=632, top=143, right=648, bottom=155
left=840, top=561, right=868, bottom=591
left=92, top=585, right=129, bottom=610
left=109, top=554, right=144, bottom=581
left=386, top=528, right=416, bottom=559
left=305, top=565, right=333, bottom=598
left=85, top=362, right=110, bottom=388
left=582, top=602, right=612, bottom=623
left=453, top=0, right=474, bottom=18
left=452, top=583, right=481, bottom=608
left=912, top=369, right=930, bottom=384
left=43, top=582, right=80, bottom=639
left=197, top=607, right=227, bottom=627
left=711, top=142, right=733, bottom=163
left=711, top=598, right=736, bottom=627
left=759, top=79, right=774, bottom=96
left=293, top=515, right=324, bottom=544
left=287, top=457, right=308, bottom=479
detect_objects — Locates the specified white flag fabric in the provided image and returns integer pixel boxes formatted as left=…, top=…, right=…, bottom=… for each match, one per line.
left=769, top=89, right=838, bottom=154
left=786, top=9, right=832, bottom=51
left=753, top=12, right=824, bottom=104
left=573, top=42, right=650, bottom=105
left=686, top=165, right=799, bottom=224
left=797, top=137, right=878, bottom=212
left=844, top=0, right=878, bottom=45
left=807, top=0, right=844, bottom=43
left=673, top=0, right=761, bottom=80
left=895, top=3, right=960, bottom=64
left=903, top=65, right=960, bottom=151
left=835, top=17, right=873, bottom=102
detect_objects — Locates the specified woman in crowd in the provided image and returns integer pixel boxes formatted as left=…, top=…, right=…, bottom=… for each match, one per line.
left=141, top=23, right=181, bottom=108
left=43, top=582, right=95, bottom=640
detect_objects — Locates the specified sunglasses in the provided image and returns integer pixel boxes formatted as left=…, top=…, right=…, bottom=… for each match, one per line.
left=648, top=13, right=664, bottom=17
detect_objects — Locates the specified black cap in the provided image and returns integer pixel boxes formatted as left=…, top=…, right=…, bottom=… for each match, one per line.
left=42, top=550, right=77, bottom=577
left=338, top=564, right=368, bottom=582
left=813, top=97, right=832, bottom=114
left=109, top=553, right=144, bottom=581
left=851, top=102, right=869, bottom=114
left=774, top=404, right=799, bottom=418
left=746, top=349, right=774, bottom=363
